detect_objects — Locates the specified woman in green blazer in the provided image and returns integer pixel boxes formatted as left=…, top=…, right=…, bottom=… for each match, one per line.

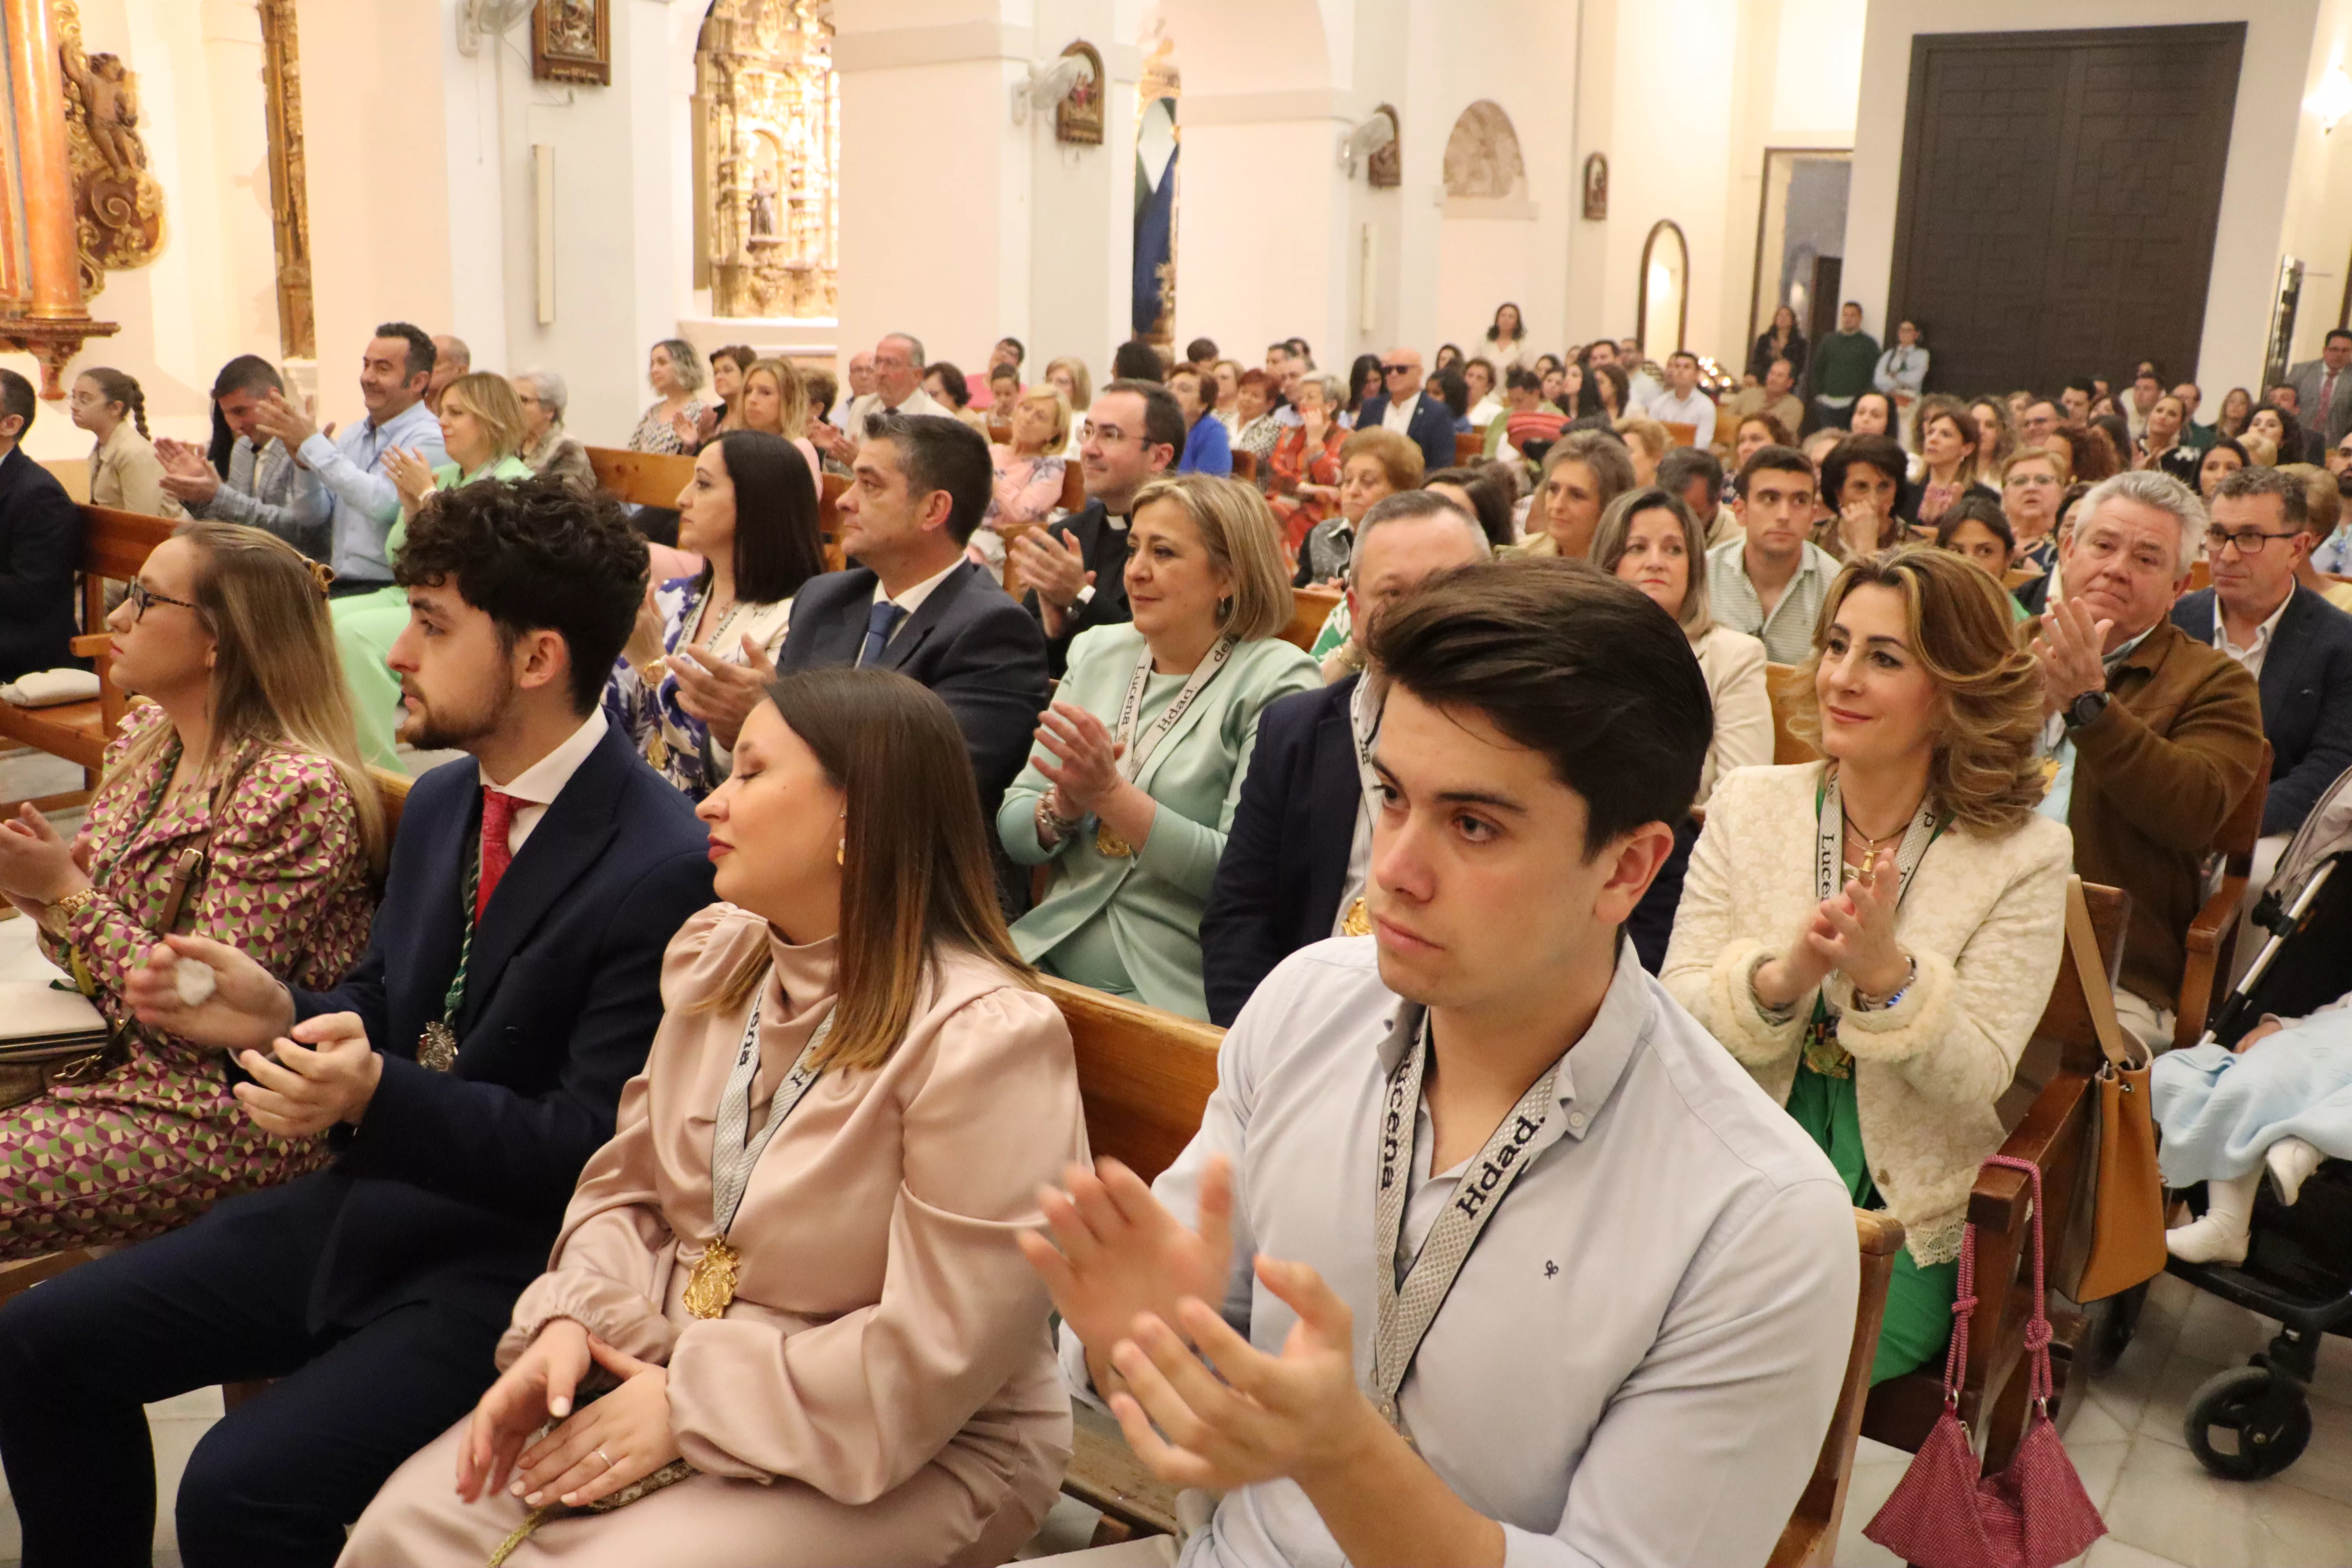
left=1001, top=474, right=1319, bottom=1020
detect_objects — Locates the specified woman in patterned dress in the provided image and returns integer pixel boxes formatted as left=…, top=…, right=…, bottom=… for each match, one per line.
left=628, top=339, right=707, bottom=457
left=606, top=432, right=827, bottom=800
left=0, top=522, right=385, bottom=1256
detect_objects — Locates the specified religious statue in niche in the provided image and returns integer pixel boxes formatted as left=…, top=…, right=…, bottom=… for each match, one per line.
left=1366, top=105, right=1400, bottom=189
left=56, top=3, right=166, bottom=301
left=1055, top=42, right=1104, bottom=146
left=698, top=0, right=838, bottom=320
left=1440, top=100, right=1524, bottom=200
left=534, top=0, right=611, bottom=86
left=1583, top=152, right=1609, bottom=221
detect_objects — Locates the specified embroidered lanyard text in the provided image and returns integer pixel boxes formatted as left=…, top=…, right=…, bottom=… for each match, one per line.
left=709, top=994, right=838, bottom=1241
left=1369, top=1015, right=1562, bottom=1432
left=1111, top=635, right=1239, bottom=786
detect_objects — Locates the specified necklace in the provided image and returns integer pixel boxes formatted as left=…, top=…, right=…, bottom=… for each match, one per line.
left=1840, top=808, right=1913, bottom=851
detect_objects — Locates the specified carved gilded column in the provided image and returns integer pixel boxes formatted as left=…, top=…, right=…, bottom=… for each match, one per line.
left=258, top=0, right=315, bottom=360
left=0, top=0, right=116, bottom=392
left=5, top=0, right=83, bottom=319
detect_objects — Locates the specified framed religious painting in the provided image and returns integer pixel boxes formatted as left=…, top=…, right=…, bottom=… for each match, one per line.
left=1582, top=152, right=1608, bottom=220
left=1054, top=42, right=1105, bottom=145
left=534, top=0, right=610, bottom=86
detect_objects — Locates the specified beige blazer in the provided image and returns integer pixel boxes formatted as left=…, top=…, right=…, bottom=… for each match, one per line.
left=89, top=421, right=184, bottom=519
left=343, top=905, right=1088, bottom=1567
left=1691, top=624, right=1771, bottom=811
left=1662, top=762, right=2071, bottom=1265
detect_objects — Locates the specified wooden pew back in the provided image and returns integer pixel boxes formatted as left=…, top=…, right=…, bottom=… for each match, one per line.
left=1765, top=662, right=1820, bottom=766
left=1771, top=1210, right=1906, bottom=1568
left=1041, top=976, right=1221, bottom=1182
left=0, top=506, right=180, bottom=778
left=1282, top=585, right=1343, bottom=654
left=584, top=447, right=695, bottom=511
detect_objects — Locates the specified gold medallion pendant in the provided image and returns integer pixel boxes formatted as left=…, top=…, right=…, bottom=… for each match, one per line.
left=1095, top=822, right=1133, bottom=858
left=1800, top=1015, right=1853, bottom=1079
left=1341, top=897, right=1372, bottom=937
left=646, top=730, right=671, bottom=773
left=682, top=1238, right=741, bottom=1319
left=417, top=1020, right=459, bottom=1073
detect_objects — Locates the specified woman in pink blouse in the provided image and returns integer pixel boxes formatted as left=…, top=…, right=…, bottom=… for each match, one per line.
left=343, top=668, right=1086, bottom=1566
left=987, top=384, right=1071, bottom=528
left=0, top=522, right=383, bottom=1257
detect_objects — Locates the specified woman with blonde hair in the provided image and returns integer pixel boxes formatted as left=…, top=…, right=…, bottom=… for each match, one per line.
left=336, top=370, right=537, bottom=767
left=1002, top=475, right=1319, bottom=1020
left=1664, top=546, right=2070, bottom=1385
left=1293, top=425, right=1420, bottom=586
left=729, top=358, right=822, bottom=500
left=628, top=339, right=706, bottom=457
left=980, top=382, right=1070, bottom=581
left=1044, top=356, right=1093, bottom=459
left=1264, top=372, right=1350, bottom=558
left=0, top=521, right=382, bottom=1257
left=344, top=668, right=1085, bottom=1566
left=1613, top=414, right=1671, bottom=485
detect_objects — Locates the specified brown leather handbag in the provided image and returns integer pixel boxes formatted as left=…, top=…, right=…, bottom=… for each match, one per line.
left=2061, top=875, right=2168, bottom=1303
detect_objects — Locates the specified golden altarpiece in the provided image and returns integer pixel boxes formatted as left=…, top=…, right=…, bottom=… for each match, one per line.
left=695, top=0, right=839, bottom=320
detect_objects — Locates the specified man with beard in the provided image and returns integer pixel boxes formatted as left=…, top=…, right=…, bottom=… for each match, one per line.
left=0, top=475, right=714, bottom=1567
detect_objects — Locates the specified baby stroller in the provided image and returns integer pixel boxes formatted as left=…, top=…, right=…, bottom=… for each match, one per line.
left=2160, top=765, right=2352, bottom=1480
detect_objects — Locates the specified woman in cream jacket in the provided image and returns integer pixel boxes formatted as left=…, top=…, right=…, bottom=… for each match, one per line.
left=343, top=669, right=1086, bottom=1566
left=1663, top=546, right=2069, bottom=1385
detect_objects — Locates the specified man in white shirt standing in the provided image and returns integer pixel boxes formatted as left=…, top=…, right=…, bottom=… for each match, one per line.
left=1025, top=560, right=1856, bottom=1568
left=1644, top=350, right=1716, bottom=449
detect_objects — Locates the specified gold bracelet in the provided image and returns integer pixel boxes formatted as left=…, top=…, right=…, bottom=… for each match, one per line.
left=41, top=886, right=98, bottom=936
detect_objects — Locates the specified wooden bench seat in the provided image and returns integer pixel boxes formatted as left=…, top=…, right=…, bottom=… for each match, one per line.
left=0, top=506, right=179, bottom=786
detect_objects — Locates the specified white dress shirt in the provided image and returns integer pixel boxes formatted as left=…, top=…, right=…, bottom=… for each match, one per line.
left=479, top=707, right=608, bottom=856
left=2214, top=591, right=2292, bottom=681
left=1063, top=938, right=1856, bottom=1568
left=844, top=384, right=953, bottom=442
left=1644, top=388, right=1716, bottom=448
left=1380, top=392, right=1422, bottom=435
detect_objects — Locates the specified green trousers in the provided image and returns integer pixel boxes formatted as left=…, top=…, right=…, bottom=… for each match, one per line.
left=330, top=587, right=410, bottom=771
left=1785, top=1057, right=1960, bottom=1384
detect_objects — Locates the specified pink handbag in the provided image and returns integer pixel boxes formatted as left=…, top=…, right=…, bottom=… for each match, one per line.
left=1864, top=1154, right=2106, bottom=1568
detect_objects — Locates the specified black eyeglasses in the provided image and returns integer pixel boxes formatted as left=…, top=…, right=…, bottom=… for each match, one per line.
left=126, top=579, right=197, bottom=619
left=2205, top=527, right=2301, bottom=556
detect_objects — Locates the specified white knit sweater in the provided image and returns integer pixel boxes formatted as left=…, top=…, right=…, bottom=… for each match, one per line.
left=1662, top=762, right=2072, bottom=1265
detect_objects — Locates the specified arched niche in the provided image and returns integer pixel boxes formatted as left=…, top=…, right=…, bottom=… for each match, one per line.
left=1443, top=101, right=1525, bottom=201
left=1639, top=219, right=1689, bottom=354
left=697, top=0, right=838, bottom=320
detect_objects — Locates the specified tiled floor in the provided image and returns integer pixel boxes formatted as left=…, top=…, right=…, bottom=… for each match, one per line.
left=1836, top=1270, right=2352, bottom=1568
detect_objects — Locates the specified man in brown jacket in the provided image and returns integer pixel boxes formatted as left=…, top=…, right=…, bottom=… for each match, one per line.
left=2033, top=470, right=2264, bottom=1047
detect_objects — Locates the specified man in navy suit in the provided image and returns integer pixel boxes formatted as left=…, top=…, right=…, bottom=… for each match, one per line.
left=2171, top=465, right=2352, bottom=842
left=1201, top=492, right=1489, bottom=1024
left=775, top=412, right=1049, bottom=826
left=1354, top=347, right=1459, bottom=479
left=0, top=477, right=715, bottom=1567
left=0, top=368, right=82, bottom=681
left=1007, top=379, right=1181, bottom=678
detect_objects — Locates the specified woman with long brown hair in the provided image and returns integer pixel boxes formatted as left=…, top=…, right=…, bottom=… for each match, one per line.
left=0, top=521, right=383, bottom=1257
left=728, top=357, right=823, bottom=501
left=345, top=668, right=1084, bottom=1565
left=1665, top=546, right=2069, bottom=1385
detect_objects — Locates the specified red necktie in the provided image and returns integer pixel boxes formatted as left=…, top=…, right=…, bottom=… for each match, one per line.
left=2323, top=370, right=2340, bottom=423
left=477, top=789, right=521, bottom=922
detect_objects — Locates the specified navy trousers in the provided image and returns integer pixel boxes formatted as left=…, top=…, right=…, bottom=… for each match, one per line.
left=0, top=1176, right=506, bottom=1568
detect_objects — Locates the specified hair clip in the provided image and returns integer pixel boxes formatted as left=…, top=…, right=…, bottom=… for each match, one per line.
left=308, top=559, right=337, bottom=599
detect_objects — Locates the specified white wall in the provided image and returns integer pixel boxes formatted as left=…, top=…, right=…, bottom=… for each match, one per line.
left=1023, top=0, right=1137, bottom=378
left=1844, top=0, right=2322, bottom=397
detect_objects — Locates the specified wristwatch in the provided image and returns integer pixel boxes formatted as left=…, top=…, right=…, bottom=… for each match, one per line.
left=2062, top=690, right=2110, bottom=731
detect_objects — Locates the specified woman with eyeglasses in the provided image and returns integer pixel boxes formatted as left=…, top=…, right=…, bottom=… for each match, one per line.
left=1999, top=446, right=2068, bottom=617
left=0, top=523, right=385, bottom=1259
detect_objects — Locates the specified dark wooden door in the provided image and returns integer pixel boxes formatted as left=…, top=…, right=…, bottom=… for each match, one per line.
left=1889, top=25, right=2243, bottom=396
left=1808, top=256, right=1843, bottom=348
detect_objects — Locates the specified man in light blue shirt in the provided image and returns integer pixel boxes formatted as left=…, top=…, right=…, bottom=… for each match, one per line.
left=251, top=322, right=446, bottom=590
left=156, top=355, right=331, bottom=559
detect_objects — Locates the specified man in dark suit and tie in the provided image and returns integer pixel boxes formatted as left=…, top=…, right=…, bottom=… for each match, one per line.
left=1007, top=378, right=1181, bottom=677
left=0, top=368, right=82, bottom=681
left=2287, top=328, right=2352, bottom=451
left=774, top=412, right=1049, bottom=824
left=0, top=477, right=715, bottom=1567
left=1354, top=347, right=1459, bottom=479
left=1200, top=492, right=1490, bottom=1024
left=2171, top=464, right=2352, bottom=843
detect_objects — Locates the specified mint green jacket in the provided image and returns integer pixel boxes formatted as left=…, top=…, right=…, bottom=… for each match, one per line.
left=1000, top=622, right=1320, bottom=1020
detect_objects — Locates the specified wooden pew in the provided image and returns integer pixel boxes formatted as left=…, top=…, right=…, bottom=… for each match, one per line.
left=1059, top=461, right=1085, bottom=515
left=1771, top=1211, right=1907, bottom=1568
left=0, top=505, right=179, bottom=784
left=584, top=446, right=695, bottom=510
left=1230, top=449, right=1257, bottom=485
left=1281, top=585, right=1343, bottom=654
left=1662, top=419, right=1699, bottom=450
left=1764, top=662, right=1819, bottom=767
left=818, top=472, right=848, bottom=573
left=1860, top=880, right=2130, bottom=1472
left=2172, top=741, right=2269, bottom=1051
left=1454, top=431, right=1484, bottom=465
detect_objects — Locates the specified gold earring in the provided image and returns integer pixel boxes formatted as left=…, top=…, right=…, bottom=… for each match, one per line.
left=836, top=840, right=845, bottom=867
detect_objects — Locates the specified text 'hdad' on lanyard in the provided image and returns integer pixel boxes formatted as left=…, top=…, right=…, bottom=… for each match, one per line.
left=680, top=990, right=838, bottom=1320
left=1803, top=769, right=1942, bottom=1078
left=1368, top=1013, right=1563, bottom=1436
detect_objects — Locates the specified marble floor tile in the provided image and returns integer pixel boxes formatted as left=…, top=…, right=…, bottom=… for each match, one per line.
left=2082, top=1535, right=2193, bottom=1568
left=2101, top=1433, right=2352, bottom=1568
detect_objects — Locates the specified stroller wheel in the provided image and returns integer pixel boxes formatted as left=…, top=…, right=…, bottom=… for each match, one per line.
left=2184, top=1365, right=2312, bottom=1479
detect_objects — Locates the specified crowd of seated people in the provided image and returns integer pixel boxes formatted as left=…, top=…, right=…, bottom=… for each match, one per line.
left=1, top=303, right=2350, bottom=1568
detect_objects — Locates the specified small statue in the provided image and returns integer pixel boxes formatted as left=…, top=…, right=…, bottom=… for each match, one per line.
left=62, top=43, right=145, bottom=182
left=749, top=176, right=779, bottom=238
